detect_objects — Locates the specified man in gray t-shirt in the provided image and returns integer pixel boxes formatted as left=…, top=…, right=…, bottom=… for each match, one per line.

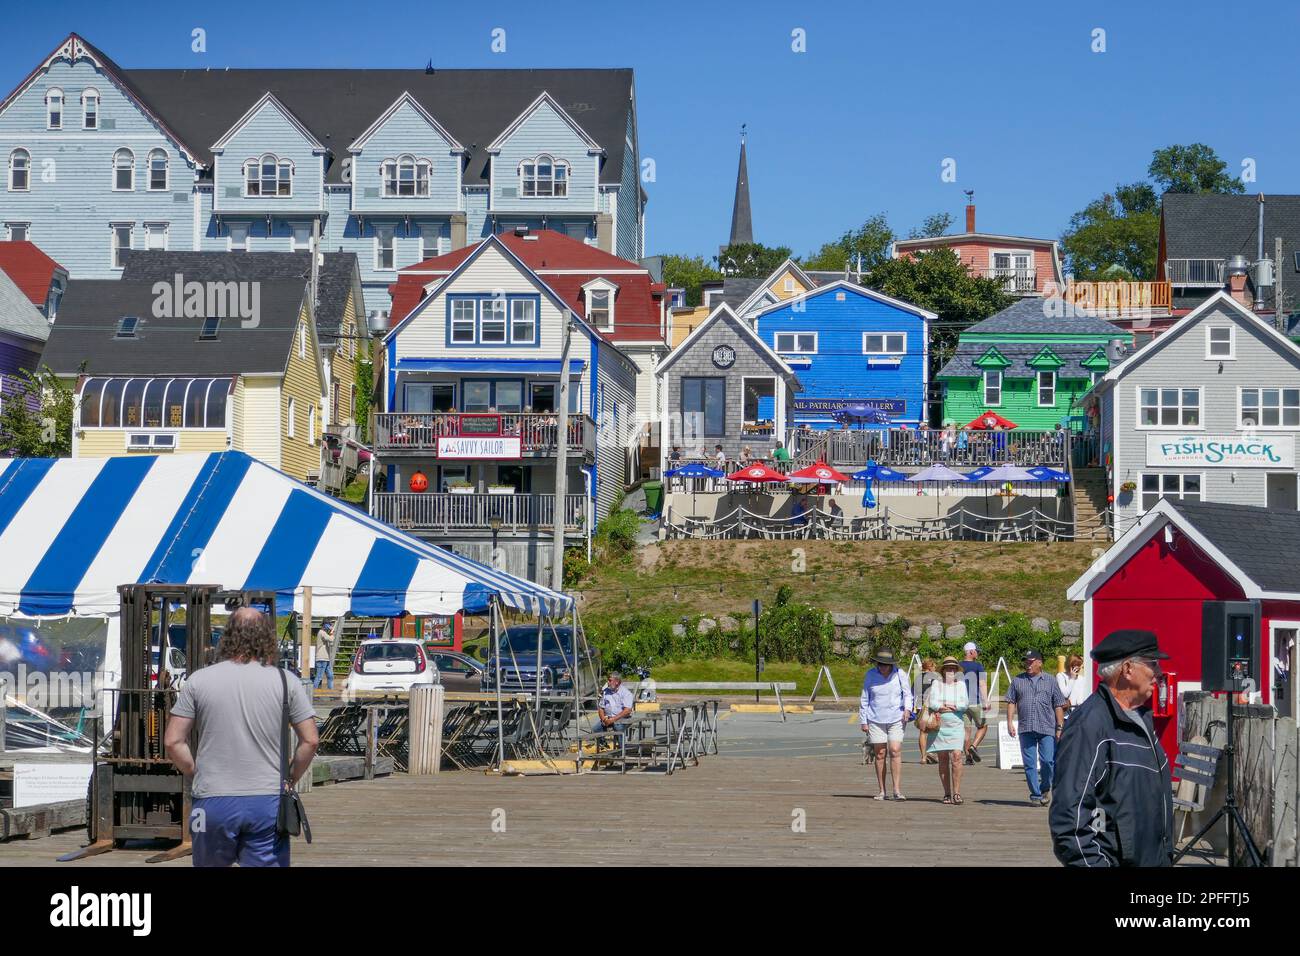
left=166, top=607, right=317, bottom=867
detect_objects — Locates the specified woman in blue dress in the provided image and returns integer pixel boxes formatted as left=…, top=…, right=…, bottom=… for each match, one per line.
left=926, top=656, right=969, bottom=804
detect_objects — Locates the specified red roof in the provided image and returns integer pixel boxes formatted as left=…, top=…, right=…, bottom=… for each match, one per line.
left=387, top=229, right=665, bottom=344
left=0, top=241, right=66, bottom=307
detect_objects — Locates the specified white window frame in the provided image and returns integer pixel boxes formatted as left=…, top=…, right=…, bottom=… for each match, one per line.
left=298, top=323, right=307, bottom=359
left=124, top=432, right=177, bottom=452
left=244, top=154, right=293, bottom=198
left=287, top=397, right=296, bottom=439
left=147, top=149, right=168, bottom=191
left=983, top=370, right=1002, bottom=407
left=82, top=89, right=98, bottom=130
left=308, top=404, right=316, bottom=444
left=783, top=276, right=795, bottom=292
left=1138, top=472, right=1204, bottom=513
left=381, top=155, right=432, bottom=198
left=480, top=298, right=507, bottom=344
left=1206, top=326, right=1235, bottom=360
left=110, top=222, right=134, bottom=269
left=1239, top=386, right=1300, bottom=430
left=1136, top=385, right=1203, bottom=430
left=449, top=298, right=476, bottom=343
left=226, top=222, right=250, bottom=252
left=584, top=281, right=615, bottom=331
left=5, top=222, right=30, bottom=242
left=374, top=226, right=395, bottom=271
left=112, top=148, right=135, bottom=191
left=862, top=332, right=907, bottom=355
left=519, top=153, right=569, bottom=198
left=1037, top=370, right=1056, bottom=407
left=144, top=222, right=168, bottom=251
left=290, top=222, right=312, bottom=252
left=46, top=88, right=63, bottom=130
left=8, top=149, right=30, bottom=192
left=774, top=331, right=818, bottom=354
left=510, top=298, right=537, bottom=345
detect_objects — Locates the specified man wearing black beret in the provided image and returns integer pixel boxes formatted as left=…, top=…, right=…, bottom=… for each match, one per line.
left=1050, top=630, right=1174, bottom=867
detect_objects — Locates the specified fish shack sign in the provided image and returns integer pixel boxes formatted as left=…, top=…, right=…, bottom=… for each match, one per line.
left=1146, top=434, right=1296, bottom=469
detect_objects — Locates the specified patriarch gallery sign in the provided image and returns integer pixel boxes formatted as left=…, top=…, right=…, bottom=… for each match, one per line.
left=1146, top=434, right=1295, bottom=469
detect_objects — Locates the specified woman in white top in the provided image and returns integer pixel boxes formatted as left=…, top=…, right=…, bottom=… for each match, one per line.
left=925, top=656, right=969, bottom=805
left=1057, top=654, right=1090, bottom=713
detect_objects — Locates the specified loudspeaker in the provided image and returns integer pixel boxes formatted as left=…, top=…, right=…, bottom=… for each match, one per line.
left=1201, top=600, right=1259, bottom=693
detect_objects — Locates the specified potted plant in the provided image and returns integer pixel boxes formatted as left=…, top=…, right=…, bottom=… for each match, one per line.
left=449, top=480, right=474, bottom=495
left=488, top=483, right=516, bottom=495
left=1120, top=480, right=1137, bottom=494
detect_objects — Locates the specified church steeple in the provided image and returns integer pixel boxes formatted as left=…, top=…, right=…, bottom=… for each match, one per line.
left=728, top=125, right=753, bottom=247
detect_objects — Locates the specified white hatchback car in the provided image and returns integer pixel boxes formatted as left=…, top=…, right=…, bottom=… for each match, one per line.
left=345, top=638, right=440, bottom=695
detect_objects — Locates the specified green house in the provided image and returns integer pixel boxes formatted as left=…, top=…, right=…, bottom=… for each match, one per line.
left=938, top=298, right=1132, bottom=429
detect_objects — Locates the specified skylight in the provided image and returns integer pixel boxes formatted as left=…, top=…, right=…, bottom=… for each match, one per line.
left=115, top=316, right=140, bottom=338
left=200, top=317, right=221, bottom=339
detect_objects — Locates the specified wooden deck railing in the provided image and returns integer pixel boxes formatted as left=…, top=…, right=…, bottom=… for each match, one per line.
left=372, top=492, right=587, bottom=532
left=374, top=412, right=595, bottom=458
left=1062, top=280, right=1171, bottom=314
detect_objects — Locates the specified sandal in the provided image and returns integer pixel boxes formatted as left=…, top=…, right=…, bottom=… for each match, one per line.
left=893, top=792, right=906, bottom=801
left=942, top=795, right=953, bottom=805
left=873, top=791, right=887, bottom=801
left=953, top=794, right=964, bottom=805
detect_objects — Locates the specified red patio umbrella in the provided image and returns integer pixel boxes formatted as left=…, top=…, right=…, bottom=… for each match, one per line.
left=965, top=410, right=1019, bottom=430
left=788, top=461, right=851, bottom=483
left=726, top=463, right=789, bottom=483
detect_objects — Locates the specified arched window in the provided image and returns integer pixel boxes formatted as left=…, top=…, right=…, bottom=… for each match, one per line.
left=519, top=154, right=568, bottom=198
left=163, top=378, right=187, bottom=427
left=8, top=149, right=29, bottom=191
left=82, top=89, right=99, bottom=129
left=381, top=154, right=431, bottom=197
left=185, top=379, right=213, bottom=428
left=148, top=149, right=168, bottom=191
left=245, top=154, right=292, bottom=197
left=122, top=378, right=146, bottom=427
left=100, top=379, right=125, bottom=427
left=79, top=379, right=105, bottom=428
left=46, top=88, right=63, bottom=129
left=142, top=379, right=167, bottom=428
left=206, top=379, right=230, bottom=428
left=113, top=148, right=134, bottom=191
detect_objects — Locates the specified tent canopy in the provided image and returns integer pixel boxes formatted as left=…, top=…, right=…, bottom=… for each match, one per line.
left=0, top=452, right=571, bottom=619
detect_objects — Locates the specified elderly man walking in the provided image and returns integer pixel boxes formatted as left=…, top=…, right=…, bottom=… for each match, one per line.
left=859, top=649, right=914, bottom=801
left=1050, top=630, right=1174, bottom=867
left=1006, top=650, right=1066, bottom=806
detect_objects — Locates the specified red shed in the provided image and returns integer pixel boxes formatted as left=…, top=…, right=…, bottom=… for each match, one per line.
left=1068, top=498, right=1298, bottom=760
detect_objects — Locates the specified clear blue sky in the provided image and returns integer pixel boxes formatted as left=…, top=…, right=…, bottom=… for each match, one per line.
left=4, top=0, right=1297, bottom=261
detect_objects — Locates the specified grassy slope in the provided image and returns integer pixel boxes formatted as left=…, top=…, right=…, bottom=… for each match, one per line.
left=575, top=539, right=1098, bottom=626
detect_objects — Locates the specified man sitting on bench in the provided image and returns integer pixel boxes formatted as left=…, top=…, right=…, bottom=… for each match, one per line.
left=596, top=671, right=634, bottom=734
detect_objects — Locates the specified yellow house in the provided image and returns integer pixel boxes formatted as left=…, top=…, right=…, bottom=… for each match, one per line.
left=668, top=258, right=814, bottom=348
left=44, top=276, right=329, bottom=483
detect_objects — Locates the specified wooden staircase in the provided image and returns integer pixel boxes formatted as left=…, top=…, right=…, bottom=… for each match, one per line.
left=1071, top=468, right=1111, bottom=541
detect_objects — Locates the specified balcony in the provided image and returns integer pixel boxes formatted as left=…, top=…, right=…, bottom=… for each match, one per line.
left=787, top=427, right=1070, bottom=468
left=1061, top=280, right=1171, bottom=315
left=373, top=412, right=595, bottom=460
left=986, top=267, right=1038, bottom=294
left=373, top=492, right=587, bottom=533
left=1164, top=258, right=1225, bottom=287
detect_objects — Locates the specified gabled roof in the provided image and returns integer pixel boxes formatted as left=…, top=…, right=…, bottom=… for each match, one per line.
left=962, top=296, right=1127, bottom=337
left=973, top=346, right=1013, bottom=369
left=118, top=250, right=363, bottom=339
left=0, top=269, right=50, bottom=344
left=0, top=241, right=67, bottom=308
left=486, top=91, right=603, bottom=154
left=347, top=91, right=466, bottom=154
left=387, top=230, right=663, bottom=345
left=42, top=279, right=310, bottom=377
left=752, top=279, right=938, bottom=322
left=732, top=258, right=815, bottom=316
left=937, top=341, right=1106, bottom=379
left=656, top=303, right=799, bottom=381
left=210, top=91, right=326, bottom=152
left=1068, top=498, right=1300, bottom=602
left=1098, top=290, right=1300, bottom=389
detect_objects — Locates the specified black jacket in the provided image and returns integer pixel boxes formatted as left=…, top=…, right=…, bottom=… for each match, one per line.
left=1050, top=683, right=1174, bottom=867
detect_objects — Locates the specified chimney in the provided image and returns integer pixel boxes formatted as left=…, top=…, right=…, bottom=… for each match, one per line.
left=965, top=203, right=976, bottom=233
left=1226, top=255, right=1251, bottom=307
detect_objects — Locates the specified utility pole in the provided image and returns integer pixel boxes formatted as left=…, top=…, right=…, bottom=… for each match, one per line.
left=551, top=313, right=573, bottom=590
left=1277, top=236, right=1286, bottom=332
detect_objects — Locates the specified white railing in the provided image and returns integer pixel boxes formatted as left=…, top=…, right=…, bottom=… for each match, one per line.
left=986, top=268, right=1038, bottom=293
left=374, top=412, right=595, bottom=457
left=373, top=492, right=586, bottom=532
left=1164, top=258, right=1225, bottom=286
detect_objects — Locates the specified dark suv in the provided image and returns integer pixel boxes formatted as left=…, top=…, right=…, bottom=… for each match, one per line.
left=479, top=626, right=599, bottom=700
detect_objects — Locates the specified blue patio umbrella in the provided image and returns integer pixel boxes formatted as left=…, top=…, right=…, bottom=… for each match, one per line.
left=963, top=466, right=994, bottom=481
left=835, top=403, right=893, bottom=426
left=664, top=462, right=724, bottom=478
left=853, top=460, right=908, bottom=509
left=1027, top=466, right=1071, bottom=482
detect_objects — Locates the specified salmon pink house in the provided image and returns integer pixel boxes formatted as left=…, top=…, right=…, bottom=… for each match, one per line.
left=1068, top=498, right=1299, bottom=759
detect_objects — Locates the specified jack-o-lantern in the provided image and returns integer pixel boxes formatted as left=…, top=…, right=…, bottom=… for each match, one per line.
left=409, top=470, right=429, bottom=493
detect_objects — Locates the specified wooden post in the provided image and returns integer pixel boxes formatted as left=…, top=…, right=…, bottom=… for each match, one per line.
left=364, top=706, right=377, bottom=780
left=408, top=684, right=445, bottom=775
left=299, top=587, right=313, bottom=680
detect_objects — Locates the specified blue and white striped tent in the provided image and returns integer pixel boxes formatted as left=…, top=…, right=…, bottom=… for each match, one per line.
left=0, top=451, right=572, bottom=620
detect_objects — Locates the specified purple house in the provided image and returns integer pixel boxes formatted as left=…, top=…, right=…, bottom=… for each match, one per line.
left=0, top=266, right=51, bottom=422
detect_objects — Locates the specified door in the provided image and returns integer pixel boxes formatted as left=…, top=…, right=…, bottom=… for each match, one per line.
left=1266, top=473, right=1298, bottom=510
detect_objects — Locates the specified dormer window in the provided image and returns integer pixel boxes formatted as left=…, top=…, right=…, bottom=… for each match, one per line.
left=520, top=154, right=568, bottom=198
left=382, top=155, right=431, bottom=197
left=116, top=316, right=140, bottom=338
left=46, top=88, right=63, bottom=129
left=245, top=154, right=292, bottom=197
left=113, top=148, right=134, bottom=191
left=583, top=280, right=615, bottom=331
left=82, top=89, right=99, bottom=129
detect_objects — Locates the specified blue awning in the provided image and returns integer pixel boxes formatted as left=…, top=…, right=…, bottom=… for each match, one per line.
left=395, top=358, right=587, bottom=375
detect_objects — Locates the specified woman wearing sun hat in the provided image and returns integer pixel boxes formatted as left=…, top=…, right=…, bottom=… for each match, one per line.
left=858, top=648, right=914, bottom=800
left=924, top=656, right=970, bottom=804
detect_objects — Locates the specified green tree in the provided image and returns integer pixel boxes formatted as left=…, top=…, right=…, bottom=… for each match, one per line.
left=660, top=254, right=722, bottom=307
left=354, top=348, right=374, bottom=443
left=1149, top=143, right=1244, bottom=195
left=1060, top=182, right=1160, bottom=281
left=801, top=213, right=894, bottom=272
left=716, top=241, right=793, bottom=278
left=908, top=211, right=953, bottom=239
left=0, top=365, right=76, bottom=458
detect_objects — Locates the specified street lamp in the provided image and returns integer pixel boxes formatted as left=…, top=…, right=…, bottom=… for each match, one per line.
left=488, top=514, right=503, bottom=568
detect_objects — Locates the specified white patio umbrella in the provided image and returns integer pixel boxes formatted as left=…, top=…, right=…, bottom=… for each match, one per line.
left=907, top=463, right=969, bottom=517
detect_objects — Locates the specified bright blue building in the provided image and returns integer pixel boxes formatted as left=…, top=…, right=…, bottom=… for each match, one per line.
left=753, top=280, right=934, bottom=428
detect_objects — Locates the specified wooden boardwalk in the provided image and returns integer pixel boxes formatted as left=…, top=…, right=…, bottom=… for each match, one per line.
left=5, top=751, right=1059, bottom=867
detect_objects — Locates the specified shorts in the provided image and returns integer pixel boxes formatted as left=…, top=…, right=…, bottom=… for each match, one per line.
left=964, top=705, right=987, bottom=729
left=865, top=720, right=904, bottom=745
left=191, top=794, right=289, bottom=868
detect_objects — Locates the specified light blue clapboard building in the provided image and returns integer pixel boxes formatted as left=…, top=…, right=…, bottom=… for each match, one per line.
left=0, top=34, right=646, bottom=319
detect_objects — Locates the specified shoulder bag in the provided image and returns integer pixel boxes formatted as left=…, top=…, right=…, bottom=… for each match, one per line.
left=277, top=667, right=313, bottom=843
